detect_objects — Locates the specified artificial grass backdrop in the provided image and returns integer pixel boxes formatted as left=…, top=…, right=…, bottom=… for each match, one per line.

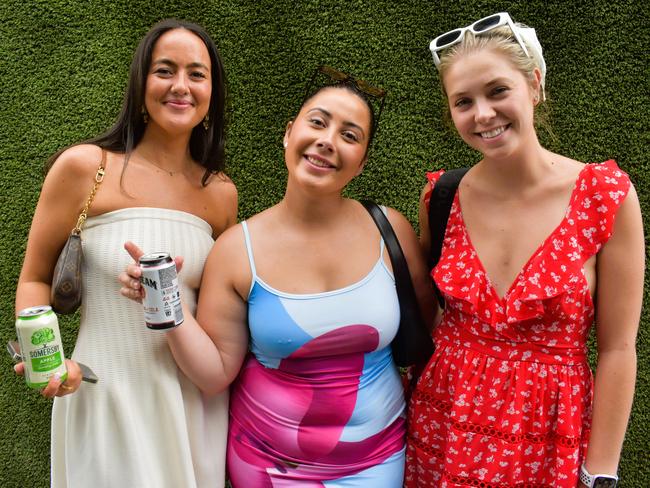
left=1, top=0, right=647, bottom=486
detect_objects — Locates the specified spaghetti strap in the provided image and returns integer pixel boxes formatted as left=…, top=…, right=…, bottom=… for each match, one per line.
left=241, top=221, right=258, bottom=293
left=379, top=205, right=387, bottom=267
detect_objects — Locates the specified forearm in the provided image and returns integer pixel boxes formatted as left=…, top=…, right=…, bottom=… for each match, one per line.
left=585, top=348, right=637, bottom=474
left=15, top=280, right=52, bottom=315
left=165, top=302, right=234, bottom=396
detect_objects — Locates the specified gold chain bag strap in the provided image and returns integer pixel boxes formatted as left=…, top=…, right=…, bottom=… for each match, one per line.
left=50, top=150, right=106, bottom=314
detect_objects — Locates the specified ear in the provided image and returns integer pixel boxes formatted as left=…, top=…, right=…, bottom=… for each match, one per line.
left=531, top=68, right=543, bottom=104
left=283, top=120, right=293, bottom=148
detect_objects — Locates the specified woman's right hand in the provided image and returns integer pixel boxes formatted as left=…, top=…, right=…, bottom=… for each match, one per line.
left=118, top=241, right=184, bottom=303
left=14, top=359, right=83, bottom=398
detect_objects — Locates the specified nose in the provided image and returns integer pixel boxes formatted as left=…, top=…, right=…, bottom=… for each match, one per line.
left=171, top=72, right=189, bottom=95
left=316, top=128, right=335, bottom=153
left=474, top=98, right=495, bottom=124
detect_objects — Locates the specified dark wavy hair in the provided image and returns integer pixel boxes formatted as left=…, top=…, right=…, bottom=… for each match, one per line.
left=48, top=19, right=227, bottom=186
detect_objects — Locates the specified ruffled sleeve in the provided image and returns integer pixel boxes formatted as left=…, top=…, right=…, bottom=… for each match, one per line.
left=570, top=160, right=631, bottom=259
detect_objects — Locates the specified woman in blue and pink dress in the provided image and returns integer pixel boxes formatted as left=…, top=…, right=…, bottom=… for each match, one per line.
left=121, top=68, right=434, bottom=486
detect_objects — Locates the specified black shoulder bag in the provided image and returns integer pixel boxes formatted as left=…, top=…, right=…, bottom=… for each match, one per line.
left=428, top=168, right=469, bottom=307
left=361, top=201, right=434, bottom=367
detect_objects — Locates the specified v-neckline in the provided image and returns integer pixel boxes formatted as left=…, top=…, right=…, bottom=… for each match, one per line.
left=454, top=164, right=589, bottom=302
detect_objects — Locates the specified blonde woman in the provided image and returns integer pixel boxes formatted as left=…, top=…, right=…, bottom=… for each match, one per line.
left=406, top=13, right=643, bottom=488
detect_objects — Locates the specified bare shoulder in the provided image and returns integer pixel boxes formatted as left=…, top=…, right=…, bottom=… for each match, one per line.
left=205, top=171, right=237, bottom=197
left=201, top=171, right=238, bottom=236
left=213, top=221, right=245, bottom=251
left=210, top=221, right=253, bottom=271
left=238, top=204, right=277, bottom=227
left=47, top=144, right=105, bottom=180
left=550, top=153, right=585, bottom=180
left=385, top=206, right=418, bottom=244
left=202, top=172, right=237, bottom=207
left=206, top=221, right=252, bottom=295
left=385, top=206, right=415, bottom=231
left=40, top=144, right=109, bottom=207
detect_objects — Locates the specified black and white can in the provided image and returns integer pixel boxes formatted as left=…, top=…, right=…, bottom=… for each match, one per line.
left=139, top=252, right=184, bottom=330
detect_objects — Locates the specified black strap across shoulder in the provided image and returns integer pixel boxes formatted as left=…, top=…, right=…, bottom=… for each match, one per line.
left=361, top=200, right=434, bottom=367
left=428, top=167, right=469, bottom=307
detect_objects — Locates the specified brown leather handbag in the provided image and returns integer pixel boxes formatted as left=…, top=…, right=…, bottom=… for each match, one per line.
left=50, top=150, right=106, bottom=314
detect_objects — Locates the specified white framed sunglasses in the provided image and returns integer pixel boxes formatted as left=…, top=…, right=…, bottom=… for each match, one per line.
left=429, top=12, right=530, bottom=67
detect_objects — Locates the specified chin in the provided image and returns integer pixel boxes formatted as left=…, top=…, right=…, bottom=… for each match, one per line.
left=161, top=120, right=201, bottom=134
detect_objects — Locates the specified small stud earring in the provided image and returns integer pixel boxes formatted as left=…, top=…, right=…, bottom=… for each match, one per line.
left=283, top=141, right=288, bottom=148
left=203, top=114, right=210, bottom=130
left=141, top=106, right=149, bottom=124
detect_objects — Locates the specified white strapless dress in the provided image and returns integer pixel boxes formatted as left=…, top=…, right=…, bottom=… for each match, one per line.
left=51, top=208, right=228, bottom=488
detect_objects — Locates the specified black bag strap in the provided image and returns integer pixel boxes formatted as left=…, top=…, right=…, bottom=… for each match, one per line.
left=428, top=168, right=469, bottom=307
left=361, top=201, right=433, bottom=367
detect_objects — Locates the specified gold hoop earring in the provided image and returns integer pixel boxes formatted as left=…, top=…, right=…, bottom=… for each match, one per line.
left=203, top=114, right=210, bottom=130
left=141, top=106, right=149, bottom=124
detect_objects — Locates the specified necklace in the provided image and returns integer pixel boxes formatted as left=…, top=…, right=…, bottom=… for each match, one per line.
left=138, top=156, right=183, bottom=176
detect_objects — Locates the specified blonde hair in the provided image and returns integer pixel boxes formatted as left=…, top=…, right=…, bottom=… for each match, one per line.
left=438, top=26, right=553, bottom=136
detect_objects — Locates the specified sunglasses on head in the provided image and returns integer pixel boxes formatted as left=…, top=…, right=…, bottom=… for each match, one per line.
left=303, top=65, right=387, bottom=123
left=429, top=12, right=530, bottom=67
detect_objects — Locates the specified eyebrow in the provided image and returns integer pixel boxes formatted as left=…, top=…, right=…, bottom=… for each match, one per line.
left=485, top=77, right=512, bottom=87
left=450, top=77, right=513, bottom=98
left=152, top=58, right=210, bottom=70
left=307, top=108, right=367, bottom=137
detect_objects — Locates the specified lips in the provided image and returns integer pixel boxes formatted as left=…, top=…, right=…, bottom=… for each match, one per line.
left=477, top=124, right=509, bottom=139
left=163, top=99, right=193, bottom=109
left=304, top=154, right=335, bottom=169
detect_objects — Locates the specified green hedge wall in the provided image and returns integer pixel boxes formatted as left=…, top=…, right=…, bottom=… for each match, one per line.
left=1, top=1, right=647, bottom=486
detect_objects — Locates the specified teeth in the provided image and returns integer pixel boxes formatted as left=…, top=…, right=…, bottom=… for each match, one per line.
left=306, top=156, right=331, bottom=168
left=480, top=126, right=506, bottom=139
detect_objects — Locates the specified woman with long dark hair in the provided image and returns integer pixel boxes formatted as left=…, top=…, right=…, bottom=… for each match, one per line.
left=15, top=19, right=236, bottom=487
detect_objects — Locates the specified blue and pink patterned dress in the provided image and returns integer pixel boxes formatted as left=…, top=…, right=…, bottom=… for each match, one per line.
left=227, top=218, right=406, bottom=487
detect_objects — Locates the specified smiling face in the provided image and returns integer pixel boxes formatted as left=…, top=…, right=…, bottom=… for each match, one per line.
left=144, top=28, right=212, bottom=135
left=283, top=86, right=372, bottom=194
left=443, top=49, right=541, bottom=160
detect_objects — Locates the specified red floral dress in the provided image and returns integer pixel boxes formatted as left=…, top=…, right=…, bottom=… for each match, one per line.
left=405, top=161, right=630, bottom=487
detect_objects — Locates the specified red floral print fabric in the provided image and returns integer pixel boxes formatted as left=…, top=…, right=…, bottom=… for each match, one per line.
left=406, top=161, right=631, bottom=487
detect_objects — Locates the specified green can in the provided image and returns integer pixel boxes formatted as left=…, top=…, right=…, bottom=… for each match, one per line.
left=16, top=305, right=68, bottom=388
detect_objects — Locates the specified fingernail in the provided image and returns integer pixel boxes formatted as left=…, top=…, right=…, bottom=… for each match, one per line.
left=54, top=373, right=61, bottom=381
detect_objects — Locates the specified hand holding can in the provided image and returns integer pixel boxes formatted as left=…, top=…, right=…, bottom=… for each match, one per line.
left=138, top=252, right=184, bottom=330
left=16, top=306, right=68, bottom=389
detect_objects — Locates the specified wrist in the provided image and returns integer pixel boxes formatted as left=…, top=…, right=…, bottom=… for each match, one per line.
left=580, top=463, right=618, bottom=488
left=584, top=458, right=619, bottom=476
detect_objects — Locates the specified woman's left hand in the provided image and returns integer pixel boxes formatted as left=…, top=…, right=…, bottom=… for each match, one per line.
left=118, top=241, right=184, bottom=303
left=14, top=359, right=83, bottom=398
